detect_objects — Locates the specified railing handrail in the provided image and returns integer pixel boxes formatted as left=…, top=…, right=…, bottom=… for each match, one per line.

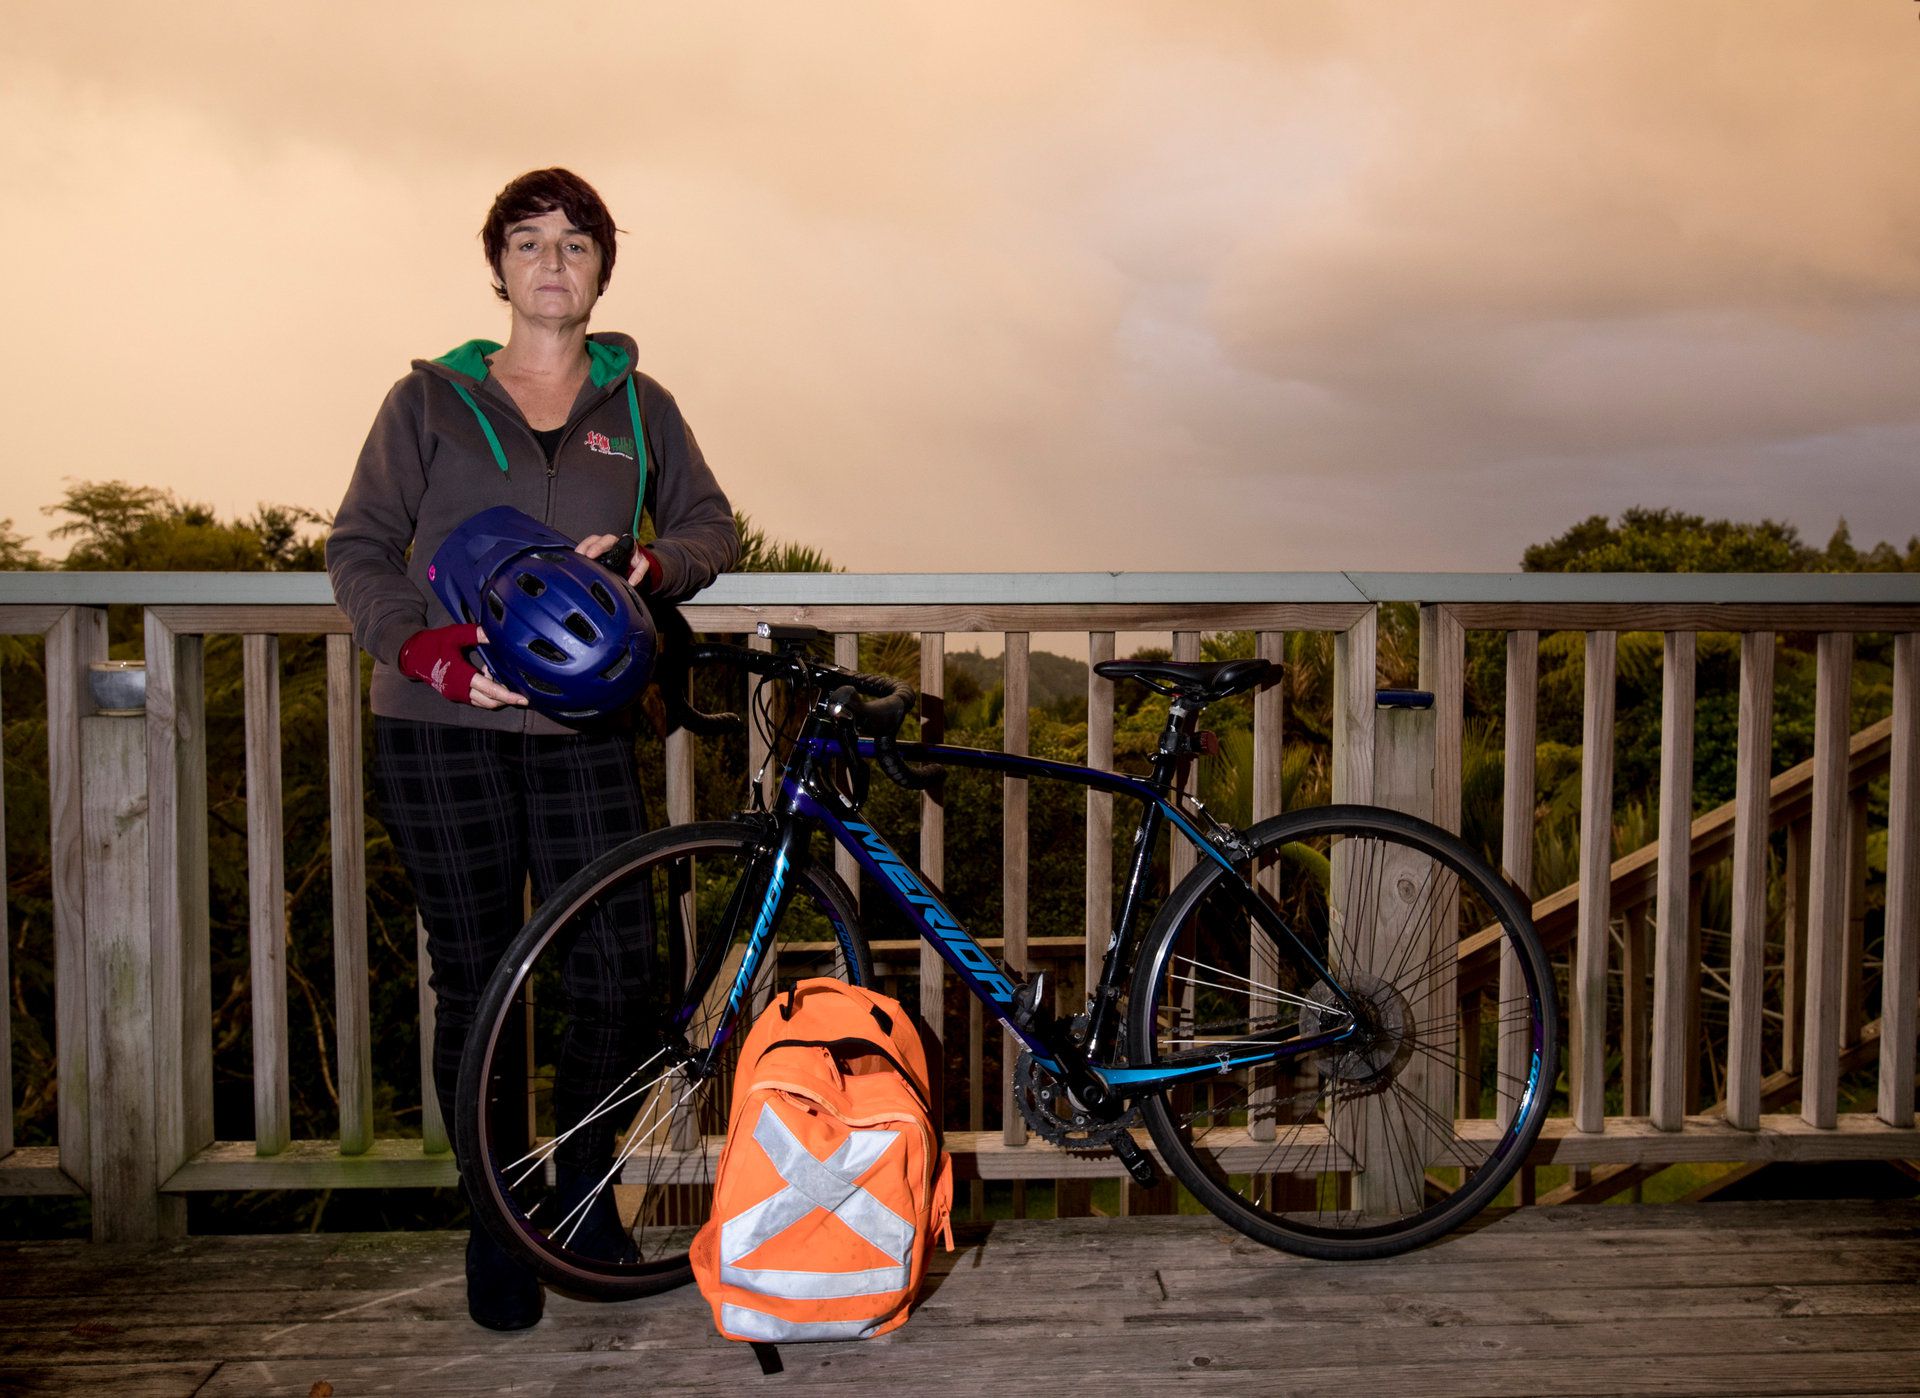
left=6, top=569, right=1920, bottom=607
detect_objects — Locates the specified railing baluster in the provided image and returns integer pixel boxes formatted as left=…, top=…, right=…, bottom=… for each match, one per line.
left=1058, top=631, right=1115, bottom=1216
left=834, top=632, right=860, bottom=905
left=747, top=630, right=774, bottom=811
left=665, top=721, right=693, bottom=826
left=48, top=605, right=106, bottom=1189
left=1133, top=627, right=1199, bottom=1215
left=1499, top=630, right=1538, bottom=1133
left=1651, top=631, right=1696, bottom=1130
left=1844, top=787, right=1870, bottom=1046
left=1417, top=606, right=1465, bottom=1113
left=1002, top=631, right=1029, bottom=1149
left=1085, top=631, right=1115, bottom=1010
left=243, top=635, right=290, bottom=1156
left=326, top=636, right=372, bottom=1155
left=1573, top=630, right=1617, bottom=1134
left=1621, top=901, right=1650, bottom=1116
left=1726, top=630, right=1775, bottom=1130
left=144, top=613, right=212, bottom=1193
left=1879, top=632, right=1918, bottom=1128
left=1249, top=630, right=1284, bottom=1146
left=1332, top=609, right=1377, bottom=806
left=1419, top=606, right=1465, bottom=835
left=1168, top=631, right=1199, bottom=891
left=1801, top=633, right=1852, bottom=1129
left=918, top=632, right=945, bottom=1045
left=0, top=660, right=9, bottom=1160
left=417, top=913, right=447, bottom=1155
left=1783, top=818, right=1811, bottom=1074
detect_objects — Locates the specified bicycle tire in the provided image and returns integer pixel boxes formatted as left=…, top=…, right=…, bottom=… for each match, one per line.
left=1128, top=803, right=1557, bottom=1259
left=456, top=818, right=872, bottom=1298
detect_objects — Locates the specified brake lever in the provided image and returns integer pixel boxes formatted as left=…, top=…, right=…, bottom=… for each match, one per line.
left=825, top=688, right=870, bottom=808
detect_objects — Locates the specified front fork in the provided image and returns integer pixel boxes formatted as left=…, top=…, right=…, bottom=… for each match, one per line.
left=682, top=813, right=812, bottom=1078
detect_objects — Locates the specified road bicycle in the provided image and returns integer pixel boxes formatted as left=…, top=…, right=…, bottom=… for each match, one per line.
left=457, top=623, right=1557, bottom=1296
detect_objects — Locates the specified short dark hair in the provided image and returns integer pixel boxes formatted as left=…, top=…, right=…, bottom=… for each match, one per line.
left=480, top=169, right=618, bottom=302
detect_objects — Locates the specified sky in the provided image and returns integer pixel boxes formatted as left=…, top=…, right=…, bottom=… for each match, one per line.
left=4, top=1, right=1917, bottom=574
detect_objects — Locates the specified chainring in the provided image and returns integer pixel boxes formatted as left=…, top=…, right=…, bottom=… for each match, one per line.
left=1013, top=1046, right=1141, bottom=1151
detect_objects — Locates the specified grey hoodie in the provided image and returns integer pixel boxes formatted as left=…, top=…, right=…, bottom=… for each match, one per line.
left=326, top=332, right=739, bottom=734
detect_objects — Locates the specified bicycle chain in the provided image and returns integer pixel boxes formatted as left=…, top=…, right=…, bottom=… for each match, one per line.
left=1156, top=1006, right=1399, bottom=1131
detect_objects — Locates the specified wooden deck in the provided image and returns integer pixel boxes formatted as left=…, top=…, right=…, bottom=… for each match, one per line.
left=2, top=1199, right=1916, bottom=1396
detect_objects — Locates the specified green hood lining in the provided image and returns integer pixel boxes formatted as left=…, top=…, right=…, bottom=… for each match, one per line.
left=430, top=339, right=649, bottom=537
left=432, top=337, right=633, bottom=388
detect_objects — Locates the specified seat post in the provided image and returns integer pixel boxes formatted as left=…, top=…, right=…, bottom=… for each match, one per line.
left=1149, top=692, right=1204, bottom=797
left=1083, top=688, right=1204, bottom=1062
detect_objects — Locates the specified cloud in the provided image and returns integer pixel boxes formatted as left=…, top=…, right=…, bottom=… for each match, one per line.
left=2, top=1, right=1916, bottom=571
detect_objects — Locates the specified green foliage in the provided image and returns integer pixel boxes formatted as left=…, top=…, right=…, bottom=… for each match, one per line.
left=734, top=511, right=838, bottom=574
left=1522, top=507, right=1920, bottom=575
left=44, top=480, right=328, bottom=574
left=0, top=518, right=45, bottom=571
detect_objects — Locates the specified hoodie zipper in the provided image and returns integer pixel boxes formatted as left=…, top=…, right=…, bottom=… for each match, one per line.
left=448, top=364, right=635, bottom=528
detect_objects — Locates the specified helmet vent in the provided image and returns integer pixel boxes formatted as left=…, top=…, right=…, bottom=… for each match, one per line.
left=515, top=573, right=547, bottom=598
left=599, top=650, right=633, bottom=682
left=527, top=637, right=569, bottom=664
left=521, top=674, right=563, bottom=695
left=562, top=612, right=598, bottom=644
left=486, top=593, right=506, bottom=623
left=587, top=581, right=616, bottom=615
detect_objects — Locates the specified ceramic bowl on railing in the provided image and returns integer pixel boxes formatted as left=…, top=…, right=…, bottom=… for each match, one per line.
left=88, top=660, right=147, bottom=715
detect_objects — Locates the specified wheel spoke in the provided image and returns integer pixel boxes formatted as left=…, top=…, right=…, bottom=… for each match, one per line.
left=459, top=827, right=872, bottom=1293
left=1133, top=812, right=1556, bottom=1257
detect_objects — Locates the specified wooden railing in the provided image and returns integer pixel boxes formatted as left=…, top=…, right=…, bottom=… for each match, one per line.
left=1, top=571, right=1915, bottom=1238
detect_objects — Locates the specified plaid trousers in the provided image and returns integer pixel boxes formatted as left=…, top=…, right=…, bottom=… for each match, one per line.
left=372, top=718, right=653, bottom=1164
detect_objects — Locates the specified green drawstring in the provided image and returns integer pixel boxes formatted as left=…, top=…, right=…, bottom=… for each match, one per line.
left=450, top=371, right=650, bottom=537
left=450, top=382, right=511, bottom=475
left=625, top=374, right=649, bottom=538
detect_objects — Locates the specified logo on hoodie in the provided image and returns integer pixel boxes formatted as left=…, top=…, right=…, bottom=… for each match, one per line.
left=585, top=430, right=636, bottom=460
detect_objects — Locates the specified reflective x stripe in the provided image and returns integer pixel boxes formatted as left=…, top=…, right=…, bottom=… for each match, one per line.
left=721, top=1302, right=891, bottom=1342
left=720, top=1103, right=915, bottom=1301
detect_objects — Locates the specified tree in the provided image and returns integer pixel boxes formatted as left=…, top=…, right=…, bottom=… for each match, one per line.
left=0, top=518, right=44, bottom=571
left=734, top=511, right=838, bottom=574
left=1522, top=507, right=1920, bottom=576
left=43, top=480, right=328, bottom=574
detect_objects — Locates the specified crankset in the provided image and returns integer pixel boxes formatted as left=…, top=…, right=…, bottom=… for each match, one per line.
left=1013, top=1036, right=1142, bottom=1152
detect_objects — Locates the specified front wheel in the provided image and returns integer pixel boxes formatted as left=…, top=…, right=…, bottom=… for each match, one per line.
left=1128, top=804, right=1556, bottom=1259
left=456, top=819, right=871, bottom=1298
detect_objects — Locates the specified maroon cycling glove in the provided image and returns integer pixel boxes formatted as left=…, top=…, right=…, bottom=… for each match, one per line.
left=397, top=623, right=483, bottom=704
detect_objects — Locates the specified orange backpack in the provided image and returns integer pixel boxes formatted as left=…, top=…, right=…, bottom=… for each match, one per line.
left=689, top=978, right=954, bottom=1344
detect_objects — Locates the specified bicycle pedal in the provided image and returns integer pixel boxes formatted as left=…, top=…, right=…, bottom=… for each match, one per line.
left=1108, top=1130, right=1160, bottom=1189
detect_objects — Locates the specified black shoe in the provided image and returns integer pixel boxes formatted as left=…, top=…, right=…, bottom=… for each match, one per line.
left=466, top=1224, right=544, bottom=1331
left=553, top=1167, right=639, bottom=1266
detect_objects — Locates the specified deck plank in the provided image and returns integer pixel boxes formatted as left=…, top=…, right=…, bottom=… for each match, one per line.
left=0, top=1201, right=1913, bottom=1397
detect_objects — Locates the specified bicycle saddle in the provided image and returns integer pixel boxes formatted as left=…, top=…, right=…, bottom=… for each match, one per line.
left=1093, top=657, right=1274, bottom=700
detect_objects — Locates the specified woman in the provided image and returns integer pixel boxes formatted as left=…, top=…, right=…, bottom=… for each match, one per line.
left=327, top=169, right=739, bottom=1330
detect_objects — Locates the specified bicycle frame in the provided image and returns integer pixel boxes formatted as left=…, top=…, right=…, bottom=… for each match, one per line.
left=701, top=721, right=1363, bottom=1102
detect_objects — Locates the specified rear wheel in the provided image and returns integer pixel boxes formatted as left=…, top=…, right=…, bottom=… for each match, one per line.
left=1128, top=804, right=1555, bottom=1259
left=456, top=819, right=870, bottom=1297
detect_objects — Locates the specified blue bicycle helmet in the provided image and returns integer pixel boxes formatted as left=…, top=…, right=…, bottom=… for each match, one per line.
left=428, top=505, right=657, bottom=723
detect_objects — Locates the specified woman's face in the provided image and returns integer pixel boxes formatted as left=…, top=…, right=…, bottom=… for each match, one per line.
left=497, top=208, right=603, bottom=325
